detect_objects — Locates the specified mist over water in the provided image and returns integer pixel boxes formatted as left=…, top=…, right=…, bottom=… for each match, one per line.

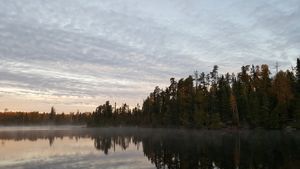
left=0, top=127, right=299, bottom=169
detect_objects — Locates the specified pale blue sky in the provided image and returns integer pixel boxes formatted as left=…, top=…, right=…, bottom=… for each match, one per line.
left=0, top=0, right=299, bottom=112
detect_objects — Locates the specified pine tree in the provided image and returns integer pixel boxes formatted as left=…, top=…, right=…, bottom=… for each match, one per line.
left=296, top=58, right=300, bottom=87
left=258, top=65, right=272, bottom=128
left=194, top=73, right=209, bottom=128
left=217, top=75, right=232, bottom=124
left=50, top=106, right=56, bottom=122
left=230, top=93, right=239, bottom=127
left=177, top=76, right=194, bottom=127
left=271, top=71, right=294, bottom=127
left=169, top=78, right=179, bottom=126
left=294, top=58, right=300, bottom=127
left=236, top=65, right=251, bottom=126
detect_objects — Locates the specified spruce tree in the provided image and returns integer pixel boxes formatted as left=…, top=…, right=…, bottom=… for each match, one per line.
left=295, top=58, right=300, bottom=127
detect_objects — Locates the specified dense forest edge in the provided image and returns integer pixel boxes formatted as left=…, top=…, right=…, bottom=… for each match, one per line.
left=1, top=58, right=300, bottom=129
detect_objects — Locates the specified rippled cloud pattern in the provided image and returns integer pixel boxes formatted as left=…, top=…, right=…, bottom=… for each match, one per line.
left=0, top=0, right=299, bottom=112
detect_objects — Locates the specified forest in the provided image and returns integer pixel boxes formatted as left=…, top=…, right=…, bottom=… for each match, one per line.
left=88, top=58, right=300, bottom=129
left=0, top=107, right=88, bottom=125
left=1, top=58, right=300, bottom=129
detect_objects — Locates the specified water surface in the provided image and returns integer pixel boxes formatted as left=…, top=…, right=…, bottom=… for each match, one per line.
left=0, top=126, right=299, bottom=169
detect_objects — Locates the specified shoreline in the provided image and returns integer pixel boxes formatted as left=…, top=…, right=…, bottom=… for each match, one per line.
left=0, top=125, right=298, bottom=132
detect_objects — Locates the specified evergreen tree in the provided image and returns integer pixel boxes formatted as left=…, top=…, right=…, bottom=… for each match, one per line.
left=169, top=78, right=180, bottom=126
left=258, top=65, right=272, bottom=128
left=236, top=65, right=251, bottom=126
left=294, top=58, right=300, bottom=127
left=177, top=77, right=194, bottom=127
left=296, top=58, right=300, bottom=87
left=271, top=71, right=294, bottom=127
left=194, top=72, right=209, bottom=128
left=50, top=106, right=56, bottom=121
left=217, top=75, right=232, bottom=124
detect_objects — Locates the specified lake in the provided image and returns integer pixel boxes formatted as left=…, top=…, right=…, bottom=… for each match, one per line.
left=0, top=126, right=299, bottom=169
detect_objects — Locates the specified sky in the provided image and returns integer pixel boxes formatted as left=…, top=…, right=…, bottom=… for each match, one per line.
left=0, top=0, right=299, bottom=113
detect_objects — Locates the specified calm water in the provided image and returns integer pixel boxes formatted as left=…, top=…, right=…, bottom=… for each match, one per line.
left=0, top=126, right=299, bottom=169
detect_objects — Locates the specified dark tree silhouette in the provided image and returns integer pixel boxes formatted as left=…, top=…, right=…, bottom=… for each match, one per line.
left=1, top=58, right=300, bottom=129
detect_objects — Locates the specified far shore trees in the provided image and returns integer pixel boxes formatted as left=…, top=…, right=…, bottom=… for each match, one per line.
left=1, top=58, right=300, bottom=129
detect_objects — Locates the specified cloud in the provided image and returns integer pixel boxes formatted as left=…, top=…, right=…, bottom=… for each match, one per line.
left=0, top=0, right=299, bottom=112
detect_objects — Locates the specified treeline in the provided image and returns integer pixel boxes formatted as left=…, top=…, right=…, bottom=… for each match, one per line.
left=0, top=107, right=89, bottom=125
left=87, top=102, right=142, bottom=126
left=89, top=58, right=300, bottom=129
left=1, top=59, right=299, bottom=129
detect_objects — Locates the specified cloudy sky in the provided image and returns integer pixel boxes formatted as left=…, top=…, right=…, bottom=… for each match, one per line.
left=0, top=0, right=299, bottom=112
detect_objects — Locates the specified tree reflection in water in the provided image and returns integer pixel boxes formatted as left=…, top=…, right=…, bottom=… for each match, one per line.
left=0, top=128, right=299, bottom=169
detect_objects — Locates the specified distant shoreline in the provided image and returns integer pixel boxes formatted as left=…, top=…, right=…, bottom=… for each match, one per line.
left=0, top=125, right=298, bottom=132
